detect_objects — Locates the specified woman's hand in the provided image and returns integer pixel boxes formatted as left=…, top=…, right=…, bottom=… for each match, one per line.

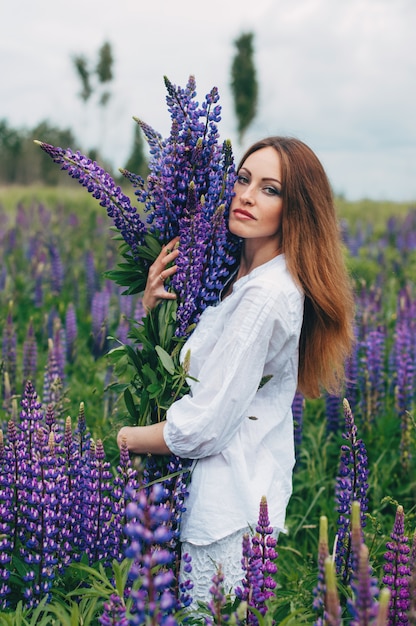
left=142, top=236, right=180, bottom=311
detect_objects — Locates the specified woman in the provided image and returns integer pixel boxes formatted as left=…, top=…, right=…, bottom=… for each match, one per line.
left=118, top=136, right=355, bottom=602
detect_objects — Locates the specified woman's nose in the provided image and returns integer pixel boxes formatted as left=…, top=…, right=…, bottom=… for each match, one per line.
left=240, top=185, right=255, bottom=204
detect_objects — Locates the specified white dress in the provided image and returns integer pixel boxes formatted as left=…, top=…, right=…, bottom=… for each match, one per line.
left=163, top=254, right=304, bottom=602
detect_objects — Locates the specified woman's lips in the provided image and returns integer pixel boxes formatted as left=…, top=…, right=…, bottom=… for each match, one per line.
left=233, top=209, right=255, bottom=220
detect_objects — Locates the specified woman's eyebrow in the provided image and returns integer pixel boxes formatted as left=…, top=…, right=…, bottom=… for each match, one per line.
left=238, top=167, right=282, bottom=185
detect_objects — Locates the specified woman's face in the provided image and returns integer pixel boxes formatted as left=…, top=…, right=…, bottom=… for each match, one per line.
left=229, top=146, right=283, bottom=249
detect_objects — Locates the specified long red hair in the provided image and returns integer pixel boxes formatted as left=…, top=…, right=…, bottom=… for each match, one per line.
left=238, top=136, right=355, bottom=398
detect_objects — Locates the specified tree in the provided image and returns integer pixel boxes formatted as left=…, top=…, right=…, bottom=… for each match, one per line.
left=72, top=41, right=114, bottom=107
left=72, top=55, right=93, bottom=103
left=0, top=119, right=76, bottom=185
left=72, top=42, right=114, bottom=157
left=95, top=41, right=114, bottom=108
left=230, top=32, right=258, bottom=144
left=123, top=123, right=149, bottom=179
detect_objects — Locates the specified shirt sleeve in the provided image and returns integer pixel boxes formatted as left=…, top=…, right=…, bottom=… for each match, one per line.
left=163, top=281, right=299, bottom=459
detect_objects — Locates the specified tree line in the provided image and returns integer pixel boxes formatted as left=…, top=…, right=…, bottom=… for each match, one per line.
left=1, top=33, right=257, bottom=186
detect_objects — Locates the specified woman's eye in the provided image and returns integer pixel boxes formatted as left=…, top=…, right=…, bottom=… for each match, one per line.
left=237, top=174, right=249, bottom=184
left=264, top=185, right=282, bottom=197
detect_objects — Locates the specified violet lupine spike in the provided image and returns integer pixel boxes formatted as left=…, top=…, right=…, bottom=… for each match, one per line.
left=382, top=505, right=411, bottom=625
left=91, top=290, right=111, bottom=358
left=76, top=401, right=90, bottom=459
left=172, top=195, right=209, bottom=336
left=81, top=439, right=114, bottom=565
left=48, top=240, right=64, bottom=295
left=19, top=380, right=44, bottom=458
left=0, top=429, right=13, bottom=606
left=52, top=319, right=66, bottom=384
left=312, top=515, right=330, bottom=625
left=235, top=496, right=278, bottom=625
left=335, top=399, right=369, bottom=584
left=2, top=305, right=17, bottom=398
left=99, top=593, right=129, bottom=626
left=408, top=530, right=416, bottom=625
left=141, top=453, right=192, bottom=611
left=84, top=250, right=99, bottom=305
left=22, top=319, right=38, bottom=391
left=34, top=142, right=147, bottom=257
left=292, top=390, right=305, bottom=454
left=20, top=430, right=61, bottom=608
left=42, top=338, right=63, bottom=411
left=358, top=327, right=386, bottom=430
left=392, top=317, right=414, bottom=471
left=59, top=414, right=85, bottom=566
left=109, top=435, right=140, bottom=562
left=124, top=483, right=178, bottom=625
left=178, top=552, right=193, bottom=610
left=348, top=543, right=380, bottom=625
left=205, top=565, right=228, bottom=623
left=65, top=303, right=78, bottom=363
left=325, top=392, right=342, bottom=434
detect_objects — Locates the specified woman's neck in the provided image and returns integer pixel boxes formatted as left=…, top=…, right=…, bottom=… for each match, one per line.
left=237, top=239, right=282, bottom=279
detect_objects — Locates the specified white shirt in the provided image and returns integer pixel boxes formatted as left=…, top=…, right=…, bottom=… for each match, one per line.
left=163, top=254, right=304, bottom=545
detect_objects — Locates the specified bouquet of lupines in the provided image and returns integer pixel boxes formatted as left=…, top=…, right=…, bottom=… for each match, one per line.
left=36, top=75, right=240, bottom=426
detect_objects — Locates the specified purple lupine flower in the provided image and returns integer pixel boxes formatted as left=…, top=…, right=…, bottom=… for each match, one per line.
left=99, top=593, right=128, bottom=626
left=292, top=390, right=305, bottom=454
left=19, top=380, right=44, bottom=458
left=0, top=429, right=13, bottom=606
left=35, top=142, right=147, bottom=257
left=171, top=190, right=210, bottom=336
left=2, top=306, right=17, bottom=399
left=85, top=250, right=99, bottom=306
left=114, top=314, right=131, bottom=346
left=325, top=393, right=342, bottom=434
left=358, top=327, right=386, bottom=430
left=312, top=515, right=329, bottom=625
left=91, top=289, right=111, bottom=358
left=205, top=565, right=228, bottom=622
left=42, top=338, right=64, bottom=412
left=130, top=77, right=239, bottom=334
left=236, top=496, right=278, bottom=625
left=65, top=303, right=78, bottom=363
left=124, top=483, right=178, bottom=625
left=392, top=313, right=414, bottom=471
left=58, top=415, right=85, bottom=567
left=75, top=401, right=91, bottom=459
left=48, top=240, right=64, bottom=295
left=345, top=328, right=360, bottom=415
left=383, top=505, right=411, bottom=625
left=348, top=543, right=380, bottom=625
left=22, top=319, right=38, bottom=391
left=335, top=399, right=369, bottom=583
left=52, top=319, right=66, bottom=384
left=134, top=297, right=146, bottom=322
left=20, top=429, right=62, bottom=608
left=178, top=552, right=193, bottom=610
left=81, top=439, right=114, bottom=565
left=109, top=435, right=140, bottom=562
left=408, top=530, right=416, bottom=625
left=141, top=452, right=192, bottom=611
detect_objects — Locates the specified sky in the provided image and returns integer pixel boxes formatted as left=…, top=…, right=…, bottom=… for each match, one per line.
left=1, top=0, right=415, bottom=201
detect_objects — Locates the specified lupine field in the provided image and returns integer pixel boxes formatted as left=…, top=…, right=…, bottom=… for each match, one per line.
left=0, top=70, right=416, bottom=626
left=0, top=181, right=415, bottom=625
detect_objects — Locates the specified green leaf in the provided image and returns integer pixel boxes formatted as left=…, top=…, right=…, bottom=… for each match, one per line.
left=124, top=387, right=138, bottom=420
left=155, top=345, right=175, bottom=374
